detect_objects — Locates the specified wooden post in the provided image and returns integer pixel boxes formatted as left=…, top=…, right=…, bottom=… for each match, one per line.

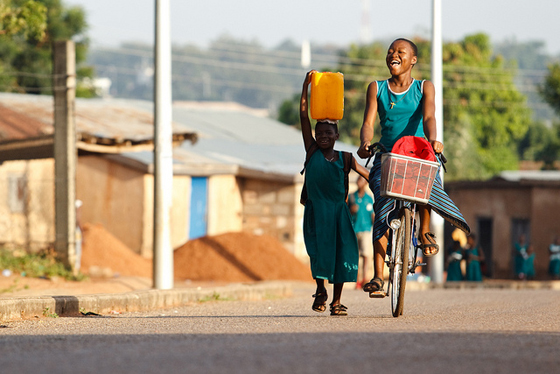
left=53, top=40, right=77, bottom=272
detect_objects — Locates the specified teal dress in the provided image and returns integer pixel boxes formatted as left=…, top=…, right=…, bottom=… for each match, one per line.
left=548, top=244, right=560, bottom=277
left=514, top=242, right=528, bottom=277
left=466, top=247, right=483, bottom=282
left=303, top=150, right=359, bottom=284
left=446, top=249, right=463, bottom=282
left=524, top=253, right=536, bottom=279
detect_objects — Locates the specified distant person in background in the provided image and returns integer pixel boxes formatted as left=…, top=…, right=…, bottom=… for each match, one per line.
left=299, top=70, right=370, bottom=316
left=446, top=240, right=464, bottom=282
left=514, top=234, right=529, bottom=280
left=523, top=245, right=536, bottom=280
left=548, top=236, right=560, bottom=280
left=348, top=176, right=374, bottom=289
left=465, top=234, right=484, bottom=282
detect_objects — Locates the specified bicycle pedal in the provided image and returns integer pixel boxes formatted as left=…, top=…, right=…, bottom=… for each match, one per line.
left=369, top=291, right=386, bottom=299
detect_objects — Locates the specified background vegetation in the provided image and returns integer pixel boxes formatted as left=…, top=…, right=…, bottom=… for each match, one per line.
left=1, top=1, right=560, bottom=180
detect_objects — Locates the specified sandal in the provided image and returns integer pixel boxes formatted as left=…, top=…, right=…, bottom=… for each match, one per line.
left=311, top=290, right=328, bottom=313
left=363, top=277, right=386, bottom=298
left=419, top=232, right=440, bottom=257
left=362, top=277, right=384, bottom=293
left=330, top=302, right=348, bottom=316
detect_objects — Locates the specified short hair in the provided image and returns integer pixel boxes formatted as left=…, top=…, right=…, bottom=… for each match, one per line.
left=393, top=38, right=418, bottom=56
left=315, top=120, right=339, bottom=134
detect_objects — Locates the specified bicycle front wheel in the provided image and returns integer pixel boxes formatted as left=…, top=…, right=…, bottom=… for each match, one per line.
left=390, top=207, right=412, bottom=317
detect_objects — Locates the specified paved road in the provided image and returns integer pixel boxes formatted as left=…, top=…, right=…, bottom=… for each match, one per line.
left=1, top=285, right=559, bottom=374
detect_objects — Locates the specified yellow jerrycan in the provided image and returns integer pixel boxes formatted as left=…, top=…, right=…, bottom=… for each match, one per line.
left=310, top=72, right=344, bottom=120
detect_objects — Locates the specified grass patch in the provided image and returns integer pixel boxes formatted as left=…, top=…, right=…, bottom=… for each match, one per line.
left=198, top=292, right=234, bottom=303
left=0, top=247, right=86, bottom=281
left=42, top=307, right=59, bottom=318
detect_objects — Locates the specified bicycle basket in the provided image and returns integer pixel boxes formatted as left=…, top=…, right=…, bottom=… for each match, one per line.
left=380, top=152, right=439, bottom=204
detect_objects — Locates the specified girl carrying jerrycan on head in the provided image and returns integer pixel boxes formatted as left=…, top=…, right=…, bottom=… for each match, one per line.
left=300, top=70, right=369, bottom=316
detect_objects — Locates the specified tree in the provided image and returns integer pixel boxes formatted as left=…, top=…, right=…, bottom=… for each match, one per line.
left=437, top=34, right=531, bottom=180
left=539, top=63, right=560, bottom=116
left=0, top=0, right=93, bottom=96
left=277, top=34, right=532, bottom=180
left=0, top=0, right=47, bottom=40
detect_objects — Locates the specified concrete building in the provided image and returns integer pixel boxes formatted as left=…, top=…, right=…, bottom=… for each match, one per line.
left=446, top=171, right=560, bottom=280
left=0, top=94, right=359, bottom=263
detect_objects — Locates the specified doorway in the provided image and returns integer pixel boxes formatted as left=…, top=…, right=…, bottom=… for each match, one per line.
left=189, top=177, right=208, bottom=240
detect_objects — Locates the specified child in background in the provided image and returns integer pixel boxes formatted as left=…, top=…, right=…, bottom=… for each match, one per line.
left=549, top=236, right=560, bottom=280
left=465, top=234, right=484, bottom=282
left=446, top=240, right=464, bottom=282
left=348, top=176, right=375, bottom=289
left=523, top=245, right=536, bottom=280
left=357, top=38, right=470, bottom=295
left=300, top=70, right=370, bottom=316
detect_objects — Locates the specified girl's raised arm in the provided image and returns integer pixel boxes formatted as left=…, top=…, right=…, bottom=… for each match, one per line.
left=300, top=70, right=316, bottom=152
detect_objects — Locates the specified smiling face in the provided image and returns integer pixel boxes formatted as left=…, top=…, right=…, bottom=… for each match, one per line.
left=386, top=39, right=418, bottom=75
left=314, top=122, right=339, bottom=150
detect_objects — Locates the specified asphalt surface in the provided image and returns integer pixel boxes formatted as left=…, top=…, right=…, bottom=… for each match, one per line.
left=1, top=284, right=559, bottom=374
left=1, top=277, right=559, bottom=323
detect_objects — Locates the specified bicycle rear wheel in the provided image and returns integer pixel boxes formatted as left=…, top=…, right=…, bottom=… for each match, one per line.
left=390, top=207, right=412, bottom=317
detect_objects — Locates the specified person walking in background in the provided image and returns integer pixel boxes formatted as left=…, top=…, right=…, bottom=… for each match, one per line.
left=465, top=234, right=484, bottom=282
left=548, top=236, right=560, bottom=280
left=299, top=70, right=370, bottom=316
left=514, top=234, right=529, bottom=280
left=523, top=245, right=536, bottom=280
left=446, top=240, right=464, bottom=282
left=348, top=176, right=374, bottom=289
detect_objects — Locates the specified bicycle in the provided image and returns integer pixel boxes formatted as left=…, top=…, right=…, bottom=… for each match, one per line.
left=365, top=140, right=445, bottom=317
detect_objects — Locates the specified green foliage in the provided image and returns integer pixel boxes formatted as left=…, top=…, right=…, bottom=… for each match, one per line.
left=0, top=0, right=47, bottom=40
left=0, top=0, right=94, bottom=96
left=277, top=93, right=300, bottom=127
left=539, top=63, right=560, bottom=116
left=276, top=33, right=533, bottom=180
left=42, top=307, right=59, bottom=318
left=0, top=247, right=85, bottom=281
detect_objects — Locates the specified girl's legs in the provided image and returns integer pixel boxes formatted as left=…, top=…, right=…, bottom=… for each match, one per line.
left=331, top=283, right=344, bottom=306
left=312, top=279, right=328, bottom=312
left=315, top=278, right=326, bottom=294
left=419, top=205, right=439, bottom=255
left=330, top=283, right=348, bottom=316
left=363, top=232, right=388, bottom=293
left=373, top=232, right=389, bottom=280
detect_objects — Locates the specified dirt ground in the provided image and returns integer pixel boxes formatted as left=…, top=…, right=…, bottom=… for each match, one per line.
left=0, top=225, right=312, bottom=297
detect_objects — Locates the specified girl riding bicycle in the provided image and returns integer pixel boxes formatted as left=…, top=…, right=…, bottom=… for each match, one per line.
left=357, top=38, right=470, bottom=295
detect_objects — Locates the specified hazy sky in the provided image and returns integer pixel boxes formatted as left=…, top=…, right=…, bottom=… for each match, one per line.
left=65, top=0, right=560, bottom=55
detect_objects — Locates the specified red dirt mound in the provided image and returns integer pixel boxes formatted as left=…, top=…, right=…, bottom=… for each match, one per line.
left=173, top=232, right=311, bottom=282
left=81, top=225, right=311, bottom=283
left=81, top=223, right=152, bottom=278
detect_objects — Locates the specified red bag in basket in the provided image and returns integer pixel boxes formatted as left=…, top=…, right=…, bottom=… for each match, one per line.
left=391, top=136, right=436, bottom=162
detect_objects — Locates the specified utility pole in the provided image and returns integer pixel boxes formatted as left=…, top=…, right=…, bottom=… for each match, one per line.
left=430, top=0, right=445, bottom=283
left=153, top=0, right=174, bottom=289
left=53, top=40, right=77, bottom=273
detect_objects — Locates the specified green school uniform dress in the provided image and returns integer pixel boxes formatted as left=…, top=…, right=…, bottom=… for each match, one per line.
left=466, top=246, right=483, bottom=282
left=446, top=249, right=463, bottom=282
left=303, top=150, right=359, bottom=284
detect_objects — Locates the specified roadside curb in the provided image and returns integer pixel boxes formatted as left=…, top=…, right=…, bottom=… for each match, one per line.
left=0, top=281, right=294, bottom=323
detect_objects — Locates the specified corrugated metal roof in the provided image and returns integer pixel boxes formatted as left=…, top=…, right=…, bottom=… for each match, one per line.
left=0, top=93, right=196, bottom=145
left=496, top=170, right=560, bottom=182
left=0, top=93, right=363, bottom=179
